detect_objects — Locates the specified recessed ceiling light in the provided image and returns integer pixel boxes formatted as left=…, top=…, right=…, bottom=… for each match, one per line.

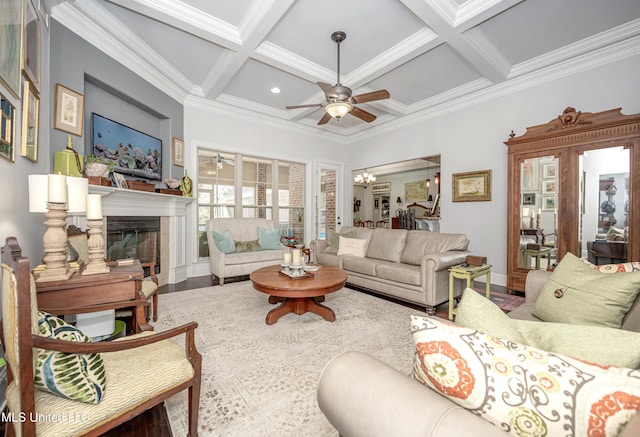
left=270, top=87, right=281, bottom=94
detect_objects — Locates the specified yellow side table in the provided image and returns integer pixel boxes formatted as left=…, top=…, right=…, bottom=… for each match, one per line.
left=448, top=264, right=492, bottom=320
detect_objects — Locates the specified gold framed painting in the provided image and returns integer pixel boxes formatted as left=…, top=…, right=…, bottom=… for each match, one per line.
left=172, top=137, right=185, bottom=167
left=21, top=80, right=39, bottom=162
left=0, top=0, right=23, bottom=98
left=54, top=83, right=84, bottom=136
left=22, top=0, right=41, bottom=91
left=0, top=93, right=17, bottom=162
left=452, top=169, right=492, bottom=202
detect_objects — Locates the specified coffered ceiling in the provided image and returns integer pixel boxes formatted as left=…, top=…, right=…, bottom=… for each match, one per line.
left=50, top=0, right=640, bottom=139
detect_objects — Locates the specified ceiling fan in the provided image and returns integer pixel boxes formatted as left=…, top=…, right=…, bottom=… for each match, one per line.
left=285, top=31, right=390, bottom=125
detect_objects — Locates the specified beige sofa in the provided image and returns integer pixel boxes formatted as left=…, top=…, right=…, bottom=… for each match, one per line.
left=317, top=269, right=640, bottom=436
left=206, top=218, right=286, bottom=285
left=310, top=227, right=471, bottom=314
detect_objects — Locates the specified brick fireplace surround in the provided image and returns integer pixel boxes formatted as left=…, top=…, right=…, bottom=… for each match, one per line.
left=88, top=185, right=194, bottom=285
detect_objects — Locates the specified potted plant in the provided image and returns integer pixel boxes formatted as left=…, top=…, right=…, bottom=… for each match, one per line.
left=84, top=155, right=116, bottom=178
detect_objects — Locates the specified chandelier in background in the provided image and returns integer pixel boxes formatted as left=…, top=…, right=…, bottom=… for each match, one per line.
left=354, top=172, right=376, bottom=184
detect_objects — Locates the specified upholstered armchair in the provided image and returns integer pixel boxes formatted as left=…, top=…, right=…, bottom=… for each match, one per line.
left=1, top=237, right=201, bottom=436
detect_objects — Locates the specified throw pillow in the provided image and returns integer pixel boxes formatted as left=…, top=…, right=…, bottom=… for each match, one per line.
left=532, top=252, right=640, bottom=328
left=580, top=257, right=640, bottom=273
left=512, top=319, right=640, bottom=369
left=212, top=229, right=236, bottom=254
left=456, top=288, right=640, bottom=368
left=35, top=311, right=106, bottom=404
left=411, top=315, right=640, bottom=436
left=337, top=236, right=367, bottom=257
left=607, top=226, right=626, bottom=241
left=324, top=229, right=356, bottom=254
left=257, top=227, right=281, bottom=250
left=235, top=240, right=261, bottom=253
left=454, top=288, right=527, bottom=344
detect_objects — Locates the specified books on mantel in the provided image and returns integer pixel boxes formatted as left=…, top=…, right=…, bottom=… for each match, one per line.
left=116, top=258, right=135, bottom=266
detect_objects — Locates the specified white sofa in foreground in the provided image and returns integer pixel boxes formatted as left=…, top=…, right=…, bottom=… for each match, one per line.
left=206, top=218, right=287, bottom=285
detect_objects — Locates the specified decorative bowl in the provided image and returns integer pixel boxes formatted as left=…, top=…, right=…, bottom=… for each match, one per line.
left=165, top=178, right=180, bottom=189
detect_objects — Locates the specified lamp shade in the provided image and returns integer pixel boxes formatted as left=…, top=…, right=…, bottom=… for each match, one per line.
left=396, top=197, right=402, bottom=203
left=67, top=176, right=89, bottom=213
left=28, top=175, right=49, bottom=213
left=428, top=194, right=433, bottom=202
left=28, top=174, right=88, bottom=213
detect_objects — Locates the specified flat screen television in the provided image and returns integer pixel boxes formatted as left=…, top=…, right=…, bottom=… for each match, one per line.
left=91, top=113, right=162, bottom=181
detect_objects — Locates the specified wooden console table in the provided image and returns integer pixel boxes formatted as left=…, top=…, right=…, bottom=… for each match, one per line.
left=35, top=260, right=151, bottom=333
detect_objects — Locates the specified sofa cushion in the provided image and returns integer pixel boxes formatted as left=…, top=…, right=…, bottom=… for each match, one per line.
left=257, top=227, right=281, bottom=250
left=375, top=261, right=421, bottom=286
left=342, top=256, right=378, bottom=276
left=366, top=229, right=408, bottom=263
left=315, top=252, right=343, bottom=268
left=457, top=288, right=640, bottom=368
left=35, top=311, right=106, bottom=404
left=533, top=252, right=640, bottom=328
left=411, top=315, right=640, bottom=437
left=212, top=230, right=236, bottom=254
left=224, top=248, right=282, bottom=265
left=324, top=229, right=357, bottom=254
left=401, top=231, right=470, bottom=265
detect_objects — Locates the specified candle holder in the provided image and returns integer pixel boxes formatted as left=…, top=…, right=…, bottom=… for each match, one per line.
left=82, top=218, right=111, bottom=275
left=37, top=202, right=73, bottom=282
left=536, top=214, right=541, bottom=230
left=529, top=216, right=534, bottom=229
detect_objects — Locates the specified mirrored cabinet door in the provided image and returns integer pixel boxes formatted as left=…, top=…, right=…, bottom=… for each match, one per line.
left=505, top=107, right=640, bottom=293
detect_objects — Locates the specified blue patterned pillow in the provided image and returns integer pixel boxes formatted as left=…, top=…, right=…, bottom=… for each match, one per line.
left=34, top=311, right=106, bottom=404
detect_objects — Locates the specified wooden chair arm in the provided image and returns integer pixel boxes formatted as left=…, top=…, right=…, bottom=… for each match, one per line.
left=31, top=322, right=199, bottom=353
left=41, top=299, right=149, bottom=315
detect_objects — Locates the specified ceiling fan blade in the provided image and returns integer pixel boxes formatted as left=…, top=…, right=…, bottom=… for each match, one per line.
left=351, top=90, right=390, bottom=104
left=350, top=106, right=377, bottom=123
left=317, top=82, right=339, bottom=99
left=286, top=104, right=323, bottom=109
left=317, top=112, right=332, bottom=125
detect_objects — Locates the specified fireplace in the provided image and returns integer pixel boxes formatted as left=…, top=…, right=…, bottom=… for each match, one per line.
left=106, top=216, right=160, bottom=276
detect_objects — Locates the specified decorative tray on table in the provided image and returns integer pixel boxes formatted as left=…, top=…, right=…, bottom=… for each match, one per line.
left=279, top=267, right=313, bottom=279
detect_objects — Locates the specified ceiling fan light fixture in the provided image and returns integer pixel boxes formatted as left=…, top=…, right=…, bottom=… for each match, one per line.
left=325, top=101, right=352, bottom=119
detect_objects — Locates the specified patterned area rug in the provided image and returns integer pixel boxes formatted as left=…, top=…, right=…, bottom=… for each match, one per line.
left=475, top=289, right=525, bottom=313
left=154, top=282, right=422, bottom=436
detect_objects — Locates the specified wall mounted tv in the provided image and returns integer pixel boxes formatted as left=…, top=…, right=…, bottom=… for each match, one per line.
left=91, top=113, right=162, bottom=181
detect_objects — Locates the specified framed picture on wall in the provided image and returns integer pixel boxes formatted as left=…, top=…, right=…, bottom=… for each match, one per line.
left=172, top=137, right=185, bottom=166
left=542, top=163, right=557, bottom=179
left=0, top=0, right=23, bottom=98
left=521, top=159, right=539, bottom=191
left=522, top=193, right=536, bottom=206
left=21, top=81, right=39, bottom=162
left=22, top=0, right=41, bottom=92
left=542, top=196, right=557, bottom=211
left=452, top=169, right=492, bottom=202
left=542, top=179, right=556, bottom=194
left=54, top=84, right=84, bottom=136
left=0, top=93, right=16, bottom=162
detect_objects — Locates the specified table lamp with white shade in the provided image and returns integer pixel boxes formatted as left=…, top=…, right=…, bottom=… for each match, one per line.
left=28, top=174, right=89, bottom=282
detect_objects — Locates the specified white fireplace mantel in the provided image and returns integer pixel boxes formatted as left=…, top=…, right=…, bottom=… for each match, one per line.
left=88, top=185, right=194, bottom=284
left=88, top=186, right=194, bottom=216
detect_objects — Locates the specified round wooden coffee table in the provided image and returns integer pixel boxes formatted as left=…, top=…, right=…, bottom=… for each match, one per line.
left=250, top=265, right=347, bottom=325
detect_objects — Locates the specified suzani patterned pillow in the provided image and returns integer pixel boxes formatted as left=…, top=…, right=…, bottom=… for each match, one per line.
left=581, top=257, right=640, bottom=273
left=411, top=315, right=640, bottom=436
left=35, top=311, right=106, bottom=404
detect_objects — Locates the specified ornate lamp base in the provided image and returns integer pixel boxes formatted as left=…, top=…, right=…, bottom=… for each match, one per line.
left=36, top=202, right=73, bottom=283
left=82, top=218, right=111, bottom=275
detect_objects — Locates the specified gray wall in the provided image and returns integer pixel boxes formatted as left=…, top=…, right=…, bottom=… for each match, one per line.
left=50, top=20, right=184, bottom=185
